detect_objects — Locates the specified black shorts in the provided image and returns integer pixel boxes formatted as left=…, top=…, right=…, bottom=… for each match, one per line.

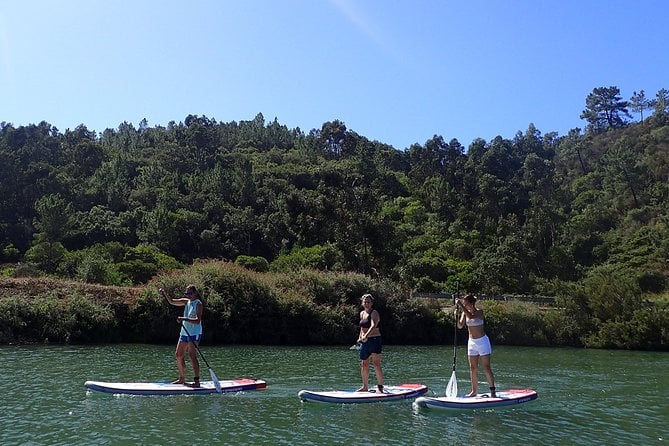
left=359, top=336, right=382, bottom=360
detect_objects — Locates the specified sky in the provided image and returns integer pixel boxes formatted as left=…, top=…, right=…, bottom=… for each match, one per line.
left=2, top=0, right=668, bottom=150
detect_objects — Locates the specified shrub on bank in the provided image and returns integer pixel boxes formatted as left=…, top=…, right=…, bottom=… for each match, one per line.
left=583, top=307, right=669, bottom=349
left=0, top=293, right=120, bottom=343
left=235, top=255, right=270, bottom=272
left=483, top=300, right=550, bottom=346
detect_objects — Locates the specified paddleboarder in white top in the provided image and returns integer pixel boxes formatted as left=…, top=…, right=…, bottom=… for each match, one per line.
left=457, top=294, right=496, bottom=397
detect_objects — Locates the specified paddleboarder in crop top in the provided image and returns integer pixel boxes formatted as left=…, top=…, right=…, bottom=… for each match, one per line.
left=161, top=285, right=203, bottom=387
left=356, top=293, right=384, bottom=393
left=456, top=294, right=496, bottom=397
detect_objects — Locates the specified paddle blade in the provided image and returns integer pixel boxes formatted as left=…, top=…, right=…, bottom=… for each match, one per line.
left=210, top=368, right=222, bottom=393
left=445, top=370, right=458, bottom=397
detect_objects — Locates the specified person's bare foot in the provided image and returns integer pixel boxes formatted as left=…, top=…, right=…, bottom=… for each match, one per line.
left=356, top=387, right=369, bottom=392
left=172, top=379, right=185, bottom=385
left=465, top=390, right=477, bottom=397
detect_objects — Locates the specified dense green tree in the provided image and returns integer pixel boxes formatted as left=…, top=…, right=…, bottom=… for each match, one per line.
left=136, top=204, right=178, bottom=254
left=24, top=241, right=67, bottom=273
left=88, top=153, right=134, bottom=212
left=630, top=90, right=651, bottom=123
left=556, top=128, right=589, bottom=176
left=521, top=153, right=565, bottom=275
left=650, top=88, right=669, bottom=125
left=68, top=205, right=132, bottom=248
left=33, top=194, right=74, bottom=243
left=316, top=120, right=358, bottom=158
left=601, top=136, right=645, bottom=209
left=580, top=86, right=631, bottom=132
left=473, top=216, right=530, bottom=294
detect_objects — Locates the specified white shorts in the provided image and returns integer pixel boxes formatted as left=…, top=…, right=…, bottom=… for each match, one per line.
left=467, top=334, right=492, bottom=356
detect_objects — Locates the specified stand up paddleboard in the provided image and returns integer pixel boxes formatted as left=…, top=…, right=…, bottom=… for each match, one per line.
left=85, top=378, right=267, bottom=395
left=413, top=388, right=537, bottom=410
left=298, top=383, right=428, bottom=404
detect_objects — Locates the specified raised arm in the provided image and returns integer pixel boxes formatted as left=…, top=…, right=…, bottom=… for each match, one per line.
left=457, top=308, right=466, bottom=329
left=159, top=288, right=187, bottom=307
left=456, top=299, right=476, bottom=319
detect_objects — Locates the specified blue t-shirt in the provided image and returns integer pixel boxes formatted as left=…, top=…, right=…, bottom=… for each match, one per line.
left=180, top=299, right=203, bottom=337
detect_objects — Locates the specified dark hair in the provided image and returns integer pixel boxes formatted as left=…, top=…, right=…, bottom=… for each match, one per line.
left=463, top=294, right=477, bottom=304
left=185, top=284, right=202, bottom=301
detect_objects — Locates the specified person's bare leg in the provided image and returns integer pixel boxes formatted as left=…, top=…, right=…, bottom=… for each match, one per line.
left=466, top=355, right=479, bottom=397
left=481, top=354, right=495, bottom=396
left=188, top=344, right=200, bottom=386
left=371, top=353, right=384, bottom=392
left=173, top=342, right=186, bottom=384
left=358, top=359, right=370, bottom=391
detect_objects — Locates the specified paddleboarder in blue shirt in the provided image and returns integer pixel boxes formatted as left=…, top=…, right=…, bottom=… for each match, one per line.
left=161, top=285, right=203, bottom=387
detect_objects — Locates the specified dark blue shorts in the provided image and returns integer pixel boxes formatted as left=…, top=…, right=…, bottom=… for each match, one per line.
left=359, top=336, right=382, bottom=360
left=179, top=334, right=202, bottom=343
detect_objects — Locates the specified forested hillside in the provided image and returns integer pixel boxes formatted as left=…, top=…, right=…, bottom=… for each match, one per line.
left=1, top=86, right=668, bottom=297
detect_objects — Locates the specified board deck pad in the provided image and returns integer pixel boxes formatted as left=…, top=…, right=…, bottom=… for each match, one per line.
left=413, top=388, right=537, bottom=410
left=298, top=383, right=428, bottom=404
left=84, top=378, right=267, bottom=395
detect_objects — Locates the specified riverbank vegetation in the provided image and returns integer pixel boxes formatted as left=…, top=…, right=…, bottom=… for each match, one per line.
left=1, top=260, right=666, bottom=349
left=1, top=85, right=668, bottom=349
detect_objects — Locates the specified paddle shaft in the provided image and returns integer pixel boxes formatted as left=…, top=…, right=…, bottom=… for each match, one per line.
left=452, top=280, right=459, bottom=370
left=445, top=280, right=460, bottom=397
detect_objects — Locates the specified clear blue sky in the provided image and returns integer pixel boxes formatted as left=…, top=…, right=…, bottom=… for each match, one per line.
left=2, top=0, right=667, bottom=150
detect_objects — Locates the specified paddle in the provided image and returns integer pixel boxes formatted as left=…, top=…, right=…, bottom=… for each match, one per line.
left=180, top=322, right=222, bottom=393
left=445, top=281, right=459, bottom=397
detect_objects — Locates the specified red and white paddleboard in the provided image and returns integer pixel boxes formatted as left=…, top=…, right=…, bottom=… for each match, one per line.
left=413, top=388, right=538, bottom=410
left=85, top=378, right=267, bottom=395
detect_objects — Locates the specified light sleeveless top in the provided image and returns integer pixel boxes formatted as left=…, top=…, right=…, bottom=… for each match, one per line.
left=180, top=299, right=203, bottom=336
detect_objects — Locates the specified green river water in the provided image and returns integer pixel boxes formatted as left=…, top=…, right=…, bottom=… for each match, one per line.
left=3, top=344, right=667, bottom=445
